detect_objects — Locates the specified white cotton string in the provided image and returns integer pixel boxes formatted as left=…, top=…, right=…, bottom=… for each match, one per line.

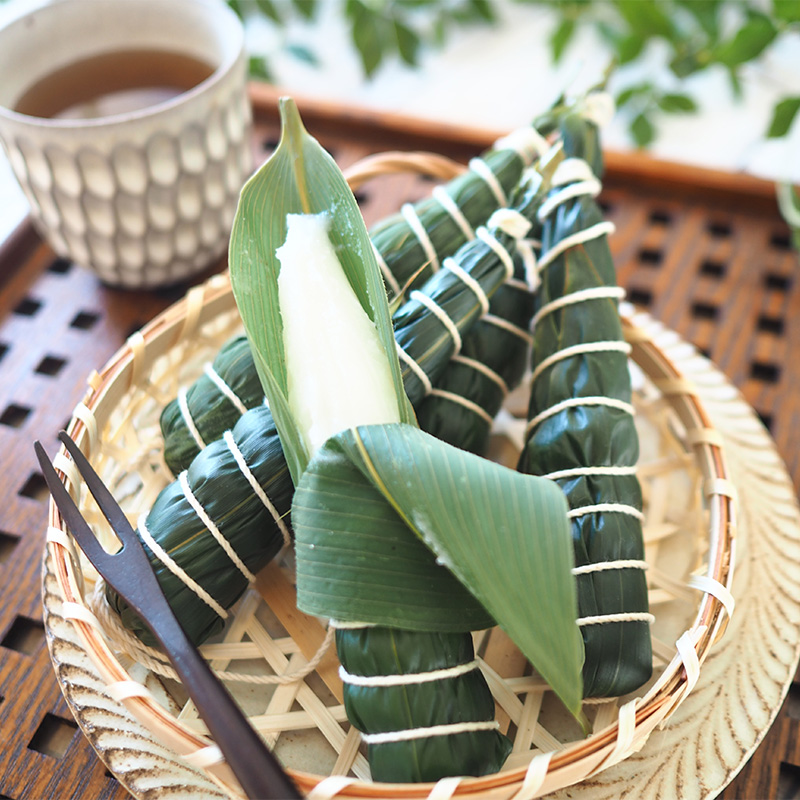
left=542, top=464, right=638, bottom=481
left=494, top=126, right=549, bottom=165
left=428, top=389, right=495, bottom=425
left=328, top=619, right=375, bottom=630
left=223, top=431, right=291, bottom=548
left=360, top=720, right=500, bottom=745
left=469, top=157, right=508, bottom=206
left=537, top=178, right=602, bottom=222
left=506, top=276, right=532, bottom=292
left=536, top=221, right=616, bottom=272
left=477, top=226, right=516, bottom=279
left=567, top=502, right=645, bottom=522
left=373, top=243, right=401, bottom=299
left=531, top=286, right=626, bottom=331
left=526, top=396, right=635, bottom=435
left=177, top=386, right=206, bottom=451
left=443, top=257, right=491, bottom=314
left=488, top=208, right=533, bottom=240
left=515, top=239, right=539, bottom=290
left=482, top=314, right=533, bottom=344
left=339, top=659, right=479, bottom=688
left=410, top=291, right=462, bottom=353
left=402, top=202, right=440, bottom=272
left=451, top=354, right=508, bottom=394
left=138, top=514, right=228, bottom=619
left=396, top=344, right=433, bottom=395
left=178, top=471, right=256, bottom=583
left=432, top=186, right=475, bottom=241
left=577, top=612, right=655, bottom=627
left=551, top=157, right=596, bottom=188
left=530, top=341, right=632, bottom=385
left=203, top=364, right=248, bottom=416
left=572, top=560, right=649, bottom=576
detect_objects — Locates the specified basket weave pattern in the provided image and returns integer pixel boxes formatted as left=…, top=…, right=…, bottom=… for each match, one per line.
left=43, top=153, right=735, bottom=800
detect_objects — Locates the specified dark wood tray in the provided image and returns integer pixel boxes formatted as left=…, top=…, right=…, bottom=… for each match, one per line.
left=0, top=84, right=797, bottom=800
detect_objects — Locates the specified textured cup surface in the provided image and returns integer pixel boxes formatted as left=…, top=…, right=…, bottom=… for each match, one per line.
left=0, top=0, right=252, bottom=288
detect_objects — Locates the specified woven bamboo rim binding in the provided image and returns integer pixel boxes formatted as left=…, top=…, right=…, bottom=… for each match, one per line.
left=45, top=152, right=736, bottom=800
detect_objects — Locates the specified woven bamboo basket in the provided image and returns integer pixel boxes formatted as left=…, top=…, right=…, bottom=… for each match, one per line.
left=44, top=151, right=736, bottom=800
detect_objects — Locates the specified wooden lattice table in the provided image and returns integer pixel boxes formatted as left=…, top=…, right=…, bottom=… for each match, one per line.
left=0, top=85, right=798, bottom=800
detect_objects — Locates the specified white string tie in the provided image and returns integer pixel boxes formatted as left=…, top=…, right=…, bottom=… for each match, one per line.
left=530, top=340, right=631, bottom=386
left=339, top=659, right=479, bottom=687
left=494, top=126, right=549, bottom=165
left=538, top=178, right=602, bottom=222
left=373, top=243, right=402, bottom=299
left=360, top=719, right=500, bottom=745
left=224, top=431, right=291, bottom=548
left=178, top=470, right=256, bottom=583
left=531, top=286, right=626, bottom=331
left=138, top=514, right=228, bottom=619
left=526, top=396, right=635, bottom=435
left=428, top=389, right=495, bottom=425
left=402, top=202, right=440, bottom=272
left=432, top=185, right=475, bottom=241
left=482, top=314, right=533, bottom=344
left=488, top=208, right=532, bottom=240
left=536, top=221, right=616, bottom=272
left=577, top=612, right=655, bottom=627
left=542, top=464, right=638, bottom=481
left=396, top=344, right=433, bottom=395
left=572, top=559, right=649, bottom=576
left=443, top=257, right=490, bottom=315
left=410, top=291, right=462, bottom=353
left=477, top=226, right=515, bottom=279
left=177, top=386, right=206, bottom=451
left=567, top=502, right=645, bottom=522
left=203, top=363, right=248, bottom=416
left=469, top=157, right=508, bottom=206
left=451, top=354, right=508, bottom=394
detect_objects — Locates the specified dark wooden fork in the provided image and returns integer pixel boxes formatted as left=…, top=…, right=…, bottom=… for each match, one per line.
left=35, top=431, right=302, bottom=800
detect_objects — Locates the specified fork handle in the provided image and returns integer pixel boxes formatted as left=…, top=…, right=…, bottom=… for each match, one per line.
left=151, top=613, right=302, bottom=799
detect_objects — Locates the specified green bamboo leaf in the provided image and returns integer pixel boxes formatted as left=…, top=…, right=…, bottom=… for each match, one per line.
left=393, top=19, right=420, bottom=66
left=658, top=92, right=698, bottom=113
left=229, top=98, right=414, bottom=484
left=294, top=437, right=495, bottom=631
left=550, top=18, right=575, bottom=62
left=630, top=112, right=655, bottom=147
left=295, top=424, right=585, bottom=719
left=774, top=0, right=800, bottom=22
left=767, top=95, right=800, bottom=137
left=713, top=12, right=777, bottom=66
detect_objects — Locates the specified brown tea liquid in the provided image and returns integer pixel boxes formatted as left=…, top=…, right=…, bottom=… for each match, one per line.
left=14, top=49, right=215, bottom=119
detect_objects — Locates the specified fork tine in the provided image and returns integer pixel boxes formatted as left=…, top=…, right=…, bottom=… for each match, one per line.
left=57, top=431, right=138, bottom=545
left=34, top=440, right=111, bottom=569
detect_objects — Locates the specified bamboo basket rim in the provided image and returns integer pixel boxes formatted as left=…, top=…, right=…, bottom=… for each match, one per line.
left=45, top=150, right=736, bottom=799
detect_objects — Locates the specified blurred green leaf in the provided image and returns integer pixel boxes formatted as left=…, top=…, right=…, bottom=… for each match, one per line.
left=255, top=0, right=282, bottom=23
left=615, top=82, right=653, bottom=108
left=286, top=43, right=320, bottom=66
left=614, top=0, right=675, bottom=38
left=773, top=0, right=800, bottom=22
left=767, top=95, right=800, bottom=137
left=675, top=0, right=722, bottom=41
left=469, top=0, right=496, bottom=22
left=227, top=0, right=245, bottom=20
left=348, top=1, right=385, bottom=77
left=291, top=0, right=318, bottom=20
left=658, top=92, right=698, bottom=112
left=631, top=112, right=655, bottom=147
left=394, top=20, right=421, bottom=65
left=713, top=12, right=777, bottom=66
left=551, top=18, right=575, bottom=61
left=248, top=55, right=274, bottom=82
